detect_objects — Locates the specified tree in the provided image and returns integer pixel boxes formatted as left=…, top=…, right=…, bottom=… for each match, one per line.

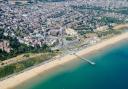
left=0, top=28, right=4, bottom=39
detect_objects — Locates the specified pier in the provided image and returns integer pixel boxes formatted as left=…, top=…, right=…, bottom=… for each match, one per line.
left=71, top=53, right=95, bottom=65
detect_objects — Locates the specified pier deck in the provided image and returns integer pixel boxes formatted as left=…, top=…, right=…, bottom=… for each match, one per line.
left=71, top=53, right=95, bottom=65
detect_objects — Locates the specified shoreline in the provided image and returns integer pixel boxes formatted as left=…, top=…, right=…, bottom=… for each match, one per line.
left=0, top=32, right=128, bottom=89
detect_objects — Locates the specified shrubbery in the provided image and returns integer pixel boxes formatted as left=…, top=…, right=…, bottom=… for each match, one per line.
left=0, top=53, right=56, bottom=78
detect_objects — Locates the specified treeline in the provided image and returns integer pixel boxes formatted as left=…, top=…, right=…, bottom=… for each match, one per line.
left=96, top=29, right=122, bottom=38
left=0, top=29, right=51, bottom=61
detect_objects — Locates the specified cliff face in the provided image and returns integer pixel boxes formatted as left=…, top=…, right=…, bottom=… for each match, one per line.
left=0, top=40, right=11, bottom=53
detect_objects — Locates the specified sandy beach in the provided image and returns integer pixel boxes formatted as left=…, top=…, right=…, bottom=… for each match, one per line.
left=0, top=32, right=128, bottom=89
left=113, top=24, right=128, bottom=30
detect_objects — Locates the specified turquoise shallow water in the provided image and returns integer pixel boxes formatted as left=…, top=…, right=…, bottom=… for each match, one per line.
left=17, top=40, right=128, bottom=89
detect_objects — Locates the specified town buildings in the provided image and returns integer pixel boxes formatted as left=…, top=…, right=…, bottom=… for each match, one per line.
left=0, top=0, right=128, bottom=49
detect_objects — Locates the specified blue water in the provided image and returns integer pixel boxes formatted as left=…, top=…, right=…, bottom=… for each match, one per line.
left=17, top=41, right=128, bottom=89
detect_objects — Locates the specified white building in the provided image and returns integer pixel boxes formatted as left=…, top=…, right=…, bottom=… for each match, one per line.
left=65, top=28, right=78, bottom=36
left=94, top=26, right=109, bottom=32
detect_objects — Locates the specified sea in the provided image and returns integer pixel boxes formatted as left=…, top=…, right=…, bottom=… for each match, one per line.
left=16, top=40, right=128, bottom=89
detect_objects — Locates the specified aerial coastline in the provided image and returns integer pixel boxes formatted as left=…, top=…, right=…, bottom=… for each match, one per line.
left=1, top=0, right=128, bottom=79
left=0, top=0, right=128, bottom=89
left=0, top=32, right=128, bottom=89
